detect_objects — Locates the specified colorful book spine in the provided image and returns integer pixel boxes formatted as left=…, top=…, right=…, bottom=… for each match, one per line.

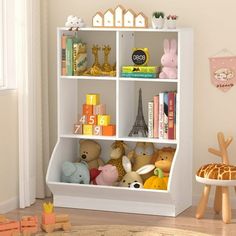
left=61, top=35, right=67, bottom=76
left=66, top=37, right=73, bottom=76
left=122, top=66, right=157, bottom=73
left=174, top=93, right=177, bottom=139
left=163, top=92, right=169, bottom=139
left=168, top=92, right=175, bottom=139
left=148, top=101, right=154, bottom=138
left=153, top=95, right=159, bottom=138
left=121, top=72, right=156, bottom=78
left=159, top=93, right=164, bottom=139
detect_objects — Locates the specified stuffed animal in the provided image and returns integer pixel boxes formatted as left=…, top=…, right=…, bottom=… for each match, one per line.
left=91, top=164, right=118, bottom=186
left=61, top=161, right=90, bottom=184
left=159, top=39, right=177, bottom=79
left=119, top=156, right=155, bottom=188
left=128, top=142, right=156, bottom=181
left=107, top=141, right=128, bottom=181
left=78, top=140, right=104, bottom=169
left=152, top=147, right=175, bottom=177
left=65, top=15, right=85, bottom=30
left=144, top=168, right=168, bottom=190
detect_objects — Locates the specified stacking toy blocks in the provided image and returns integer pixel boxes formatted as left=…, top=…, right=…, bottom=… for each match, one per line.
left=74, top=93, right=116, bottom=136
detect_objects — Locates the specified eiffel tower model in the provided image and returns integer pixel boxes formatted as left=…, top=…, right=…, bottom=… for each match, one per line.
left=128, top=88, right=148, bottom=137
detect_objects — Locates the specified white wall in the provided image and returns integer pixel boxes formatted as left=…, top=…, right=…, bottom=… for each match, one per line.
left=46, top=0, right=236, bottom=204
left=0, top=91, right=18, bottom=212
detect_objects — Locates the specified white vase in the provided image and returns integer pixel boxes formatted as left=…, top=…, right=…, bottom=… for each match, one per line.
left=166, top=19, right=177, bottom=29
left=152, top=17, right=164, bottom=29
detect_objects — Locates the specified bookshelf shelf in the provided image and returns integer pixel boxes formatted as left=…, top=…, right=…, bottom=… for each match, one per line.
left=60, top=75, right=117, bottom=81
left=118, top=77, right=178, bottom=83
left=60, top=134, right=117, bottom=141
left=46, top=27, right=193, bottom=217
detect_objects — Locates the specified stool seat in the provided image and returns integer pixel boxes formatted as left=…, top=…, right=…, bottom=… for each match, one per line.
left=196, top=175, right=236, bottom=186
left=195, top=132, right=235, bottom=224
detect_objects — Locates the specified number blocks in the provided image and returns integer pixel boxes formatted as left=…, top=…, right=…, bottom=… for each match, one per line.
left=73, top=93, right=116, bottom=136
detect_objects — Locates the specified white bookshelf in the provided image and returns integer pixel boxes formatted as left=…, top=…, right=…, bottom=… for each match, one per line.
left=46, top=27, right=193, bottom=216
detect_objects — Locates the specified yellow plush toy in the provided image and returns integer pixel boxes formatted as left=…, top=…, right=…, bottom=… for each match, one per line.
left=144, top=168, right=168, bottom=190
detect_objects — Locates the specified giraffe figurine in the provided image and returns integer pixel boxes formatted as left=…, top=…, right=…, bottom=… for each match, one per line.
left=102, top=45, right=113, bottom=72
left=92, top=45, right=101, bottom=69
left=195, top=132, right=236, bottom=224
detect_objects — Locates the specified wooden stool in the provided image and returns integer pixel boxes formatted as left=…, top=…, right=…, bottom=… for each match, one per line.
left=195, top=132, right=236, bottom=224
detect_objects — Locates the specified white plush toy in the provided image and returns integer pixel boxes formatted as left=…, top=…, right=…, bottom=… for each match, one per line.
left=65, top=15, right=85, bottom=30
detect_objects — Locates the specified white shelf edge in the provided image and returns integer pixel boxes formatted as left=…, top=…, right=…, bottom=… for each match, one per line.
left=47, top=181, right=170, bottom=193
left=120, top=136, right=178, bottom=144
left=60, top=75, right=117, bottom=81
left=119, top=77, right=178, bottom=83
left=60, top=134, right=117, bottom=141
left=58, top=27, right=185, bottom=33
left=60, top=134, right=177, bottom=144
left=60, top=76, right=178, bottom=83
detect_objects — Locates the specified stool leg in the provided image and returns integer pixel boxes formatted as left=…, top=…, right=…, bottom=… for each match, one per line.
left=196, top=185, right=211, bottom=219
left=222, top=186, right=231, bottom=224
left=214, top=186, right=222, bottom=214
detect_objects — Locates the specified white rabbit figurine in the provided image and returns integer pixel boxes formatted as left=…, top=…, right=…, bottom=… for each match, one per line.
left=119, top=156, right=155, bottom=188
left=159, top=39, right=178, bottom=79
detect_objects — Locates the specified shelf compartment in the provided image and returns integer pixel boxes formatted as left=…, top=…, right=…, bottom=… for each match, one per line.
left=47, top=138, right=182, bottom=216
left=59, top=79, right=116, bottom=135
left=118, top=31, right=178, bottom=77
left=59, top=29, right=117, bottom=77
left=118, top=80, right=177, bottom=139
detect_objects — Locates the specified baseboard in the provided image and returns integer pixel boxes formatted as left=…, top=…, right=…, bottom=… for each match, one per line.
left=192, top=194, right=236, bottom=209
left=0, top=197, right=19, bottom=214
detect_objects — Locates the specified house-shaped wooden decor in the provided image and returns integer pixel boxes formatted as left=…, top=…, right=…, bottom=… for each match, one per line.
left=115, top=5, right=125, bottom=27
left=92, top=12, right=103, bottom=27
left=135, top=12, right=148, bottom=28
left=103, top=9, right=115, bottom=27
left=124, top=9, right=136, bottom=27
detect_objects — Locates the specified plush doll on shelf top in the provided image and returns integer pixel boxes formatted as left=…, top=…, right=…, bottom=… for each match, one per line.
left=159, top=39, right=178, bottom=79
left=78, top=139, right=104, bottom=169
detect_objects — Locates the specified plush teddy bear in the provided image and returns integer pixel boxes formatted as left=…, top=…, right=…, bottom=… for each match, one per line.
left=128, top=142, right=157, bottom=181
left=153, top=147, right=175, bottom=177
left=61, top=161, right=90, bottom=184
left=78, top=140, right=104, bottom=169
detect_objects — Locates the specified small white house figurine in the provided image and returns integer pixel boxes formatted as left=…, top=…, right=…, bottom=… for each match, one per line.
left=115, top=5, right=125, bottom=27
left=103, top=9, right=115, bottom=27
left=65, top=15, right=85, bottom=30
left=92, top=12, right=103, bottom=27
left=124, top=9, right=136, bottom=27
left=135, top=12, right=148, bottom=28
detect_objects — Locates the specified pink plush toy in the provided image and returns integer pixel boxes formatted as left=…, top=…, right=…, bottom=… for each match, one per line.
left=159, top=39, right=178, bottom=79
left=92, top=164, right=118, bottom=186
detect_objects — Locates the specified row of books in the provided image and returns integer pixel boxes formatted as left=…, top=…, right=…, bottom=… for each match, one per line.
left=61, top=34, right=87, bottom=76
left=121, top=66, right=158, bottom=78
left=148, top=92, right=176, bottom=139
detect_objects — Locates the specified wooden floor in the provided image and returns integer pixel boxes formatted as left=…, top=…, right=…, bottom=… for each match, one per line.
left=5, top=199, right=236, bottom=235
